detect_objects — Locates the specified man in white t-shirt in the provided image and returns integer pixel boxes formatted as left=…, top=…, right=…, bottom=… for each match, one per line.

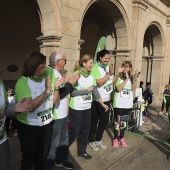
left=44, top=51, right=80, bottom=170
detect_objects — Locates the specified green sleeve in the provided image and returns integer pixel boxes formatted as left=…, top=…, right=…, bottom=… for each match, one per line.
left=90, top=64, right=101, bottom=80
left=45, top=66, right=56, bottom=89
left=72, top=71, right=79, bottom=89
left=92, top=78, right=97, bottom=86
left=15, top=77, right=31, bottom=101
left=163, top=94, right=166, bottom=104
left=114, top=78, right=121, bottom=91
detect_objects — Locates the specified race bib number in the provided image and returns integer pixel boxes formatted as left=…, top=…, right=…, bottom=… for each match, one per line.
left=80, top=95, right=92, bottom=103
left=37, top=108, right=53, bottom=126
left=104, top=84, right=113, bottom=94
left=0, top=117, right=5, bottom=140
left=120, top=89, right=131, bottom=97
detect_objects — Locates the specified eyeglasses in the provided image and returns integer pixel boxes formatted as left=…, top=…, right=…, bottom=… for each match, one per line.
left=58, top=59, right=67, bottom=63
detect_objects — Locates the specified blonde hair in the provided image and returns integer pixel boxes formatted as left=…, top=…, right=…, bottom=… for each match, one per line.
left=121, top=60, right=133, bottom=75
left=73, top=54, right=93, bottom=72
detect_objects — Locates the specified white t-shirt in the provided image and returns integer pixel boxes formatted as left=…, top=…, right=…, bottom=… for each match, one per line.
left=69, top=71, right=96, bottom=110
left=15, top=77, right=54, bottom=126
left=91, top=64, right=113, bottom=102
left=45, top=66, right=68, bottom=119
left=113, top=78, right=133, bottom=109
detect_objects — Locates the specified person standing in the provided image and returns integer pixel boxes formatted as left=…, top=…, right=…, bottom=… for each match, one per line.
left=143, top=82, right=153, bottom=120
left=44, top=51, right=80, bottom=170
left=0, top=80, right=34, bottom=170
left=88, top=49, right=118, bottom=151
left=112, top=60, right=138, bottom=148
left=15, top=52, right=63, bottom=170
left=5, top=88, right=17, bottom=136
left=69, top=54, right=109, bottom=159
left=139, top=81, right=144, bottom=94
left=159, top=85, right=169, bottom=115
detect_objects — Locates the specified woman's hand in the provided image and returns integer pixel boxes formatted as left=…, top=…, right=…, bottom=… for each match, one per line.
left=14, top=98, right=34, bottom=112
left=88, top=86, right=94, bottom=92
left=118, top=67, right=124, bottom=73
left=101, top=103, right=109, bottom=112
left=109, top=64, right=114, bottom=75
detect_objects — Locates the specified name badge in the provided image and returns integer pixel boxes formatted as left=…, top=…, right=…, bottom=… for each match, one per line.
left=104, top=84, right=113, bottom=94
left=120, top=89, right=131, bottom=97
left=80, top=95, right=92, bottom=103
left=37, top=108, right=53, bottom=126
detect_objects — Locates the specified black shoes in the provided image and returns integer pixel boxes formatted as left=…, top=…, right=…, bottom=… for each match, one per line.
left=55, top=161, right=74, bottom=169
left=78, top=153, right=92, bottom=160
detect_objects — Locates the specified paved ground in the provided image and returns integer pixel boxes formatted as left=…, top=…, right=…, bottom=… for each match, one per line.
left=9, top=105, right=170, bottom=170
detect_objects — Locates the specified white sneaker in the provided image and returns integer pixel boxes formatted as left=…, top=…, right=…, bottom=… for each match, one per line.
left=89, top=142, right=100, bottom=151
left=95, top=141, right=107, bottom=149
left=159, top=111, right=163, bottom=115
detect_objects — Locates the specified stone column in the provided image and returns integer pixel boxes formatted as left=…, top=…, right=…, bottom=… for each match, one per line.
left=131, top=0, right=148, bottom=72
left=36, top=35, right=62, bottom=65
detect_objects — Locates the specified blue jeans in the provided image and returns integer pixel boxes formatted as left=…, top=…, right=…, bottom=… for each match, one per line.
left=44, top=116, right=69, bottom=170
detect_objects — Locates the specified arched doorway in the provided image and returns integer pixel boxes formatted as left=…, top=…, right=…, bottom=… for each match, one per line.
left=80, top=0, right=129, bottom=71
left=0, top=0, right=41, bottom=88
left=142, top=23, right=164, bottom=99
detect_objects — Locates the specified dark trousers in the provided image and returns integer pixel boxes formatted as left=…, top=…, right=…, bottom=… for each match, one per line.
left=69, top=108, right=91, bottom=155
left=17, top=121, right=53, bottom=170
left=0, top=140, right=10, bottom=170
left=5, top=117, right=17, bottom=133
left=88, top=101, right=110, bottom=142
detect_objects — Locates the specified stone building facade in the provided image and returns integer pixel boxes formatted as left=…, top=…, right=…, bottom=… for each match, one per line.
left=1, top=0, right=170, bottom=105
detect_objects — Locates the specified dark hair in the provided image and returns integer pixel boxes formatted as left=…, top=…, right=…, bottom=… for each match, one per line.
left=146, top=82, right=151, bottom=87
left=140, top=81, right=143, bottom=86
left=22, top=52, right=46, bottom=77
left=96, top=49, right=110, bottom=62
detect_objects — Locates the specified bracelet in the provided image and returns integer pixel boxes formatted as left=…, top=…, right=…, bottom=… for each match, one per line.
left=43, top=91, right=50, bottom=97
left=54, top=87, right=59, bottom=91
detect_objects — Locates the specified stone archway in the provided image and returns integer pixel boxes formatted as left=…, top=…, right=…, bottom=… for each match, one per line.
left=79, top=0, right=130, bottom=69
left=142, top=23, right=164, bottom=101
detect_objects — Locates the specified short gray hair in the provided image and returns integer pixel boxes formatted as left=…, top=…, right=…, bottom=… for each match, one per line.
left=49, top=51, right=63, bottom=65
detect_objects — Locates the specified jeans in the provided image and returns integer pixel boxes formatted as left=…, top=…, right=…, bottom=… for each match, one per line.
left=44, top=116, right=69, bottom=170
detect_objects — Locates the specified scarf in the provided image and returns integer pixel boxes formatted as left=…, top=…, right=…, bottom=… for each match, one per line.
left=29, top=75, right=45, bottom=82
left=79, top=68, right=90, bottom=77
left=97, top=61, right=107, bottom=68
